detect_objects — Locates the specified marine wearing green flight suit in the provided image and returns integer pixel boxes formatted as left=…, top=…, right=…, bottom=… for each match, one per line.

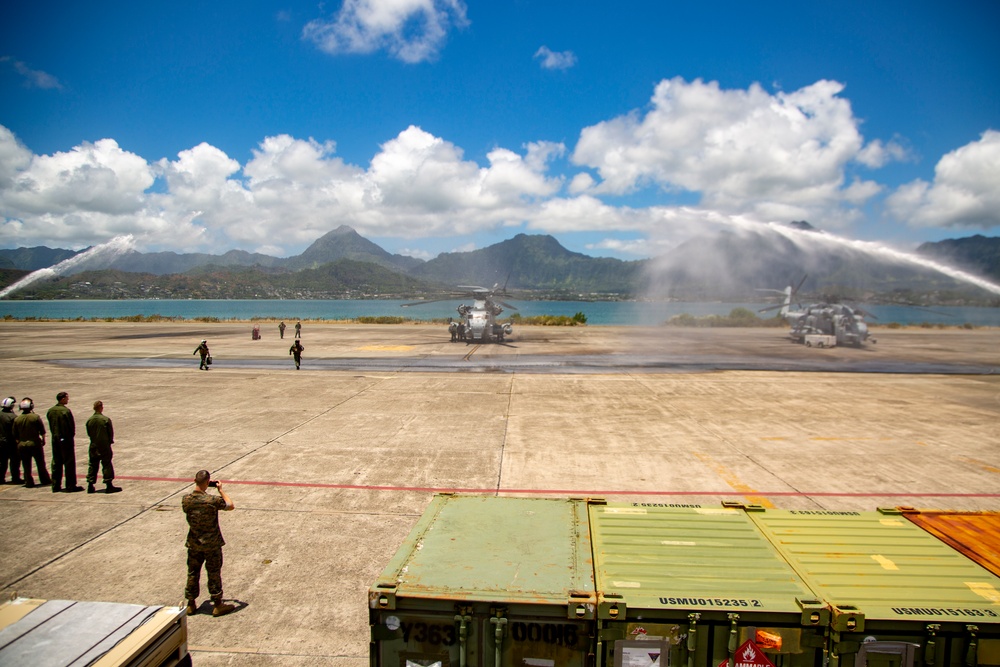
left=85, top=400, right=120, bottom=494
left=47, top=392, right=82, bottom=493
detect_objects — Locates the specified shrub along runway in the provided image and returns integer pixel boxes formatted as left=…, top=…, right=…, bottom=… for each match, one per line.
left=0, top=321, right=997, bottom=666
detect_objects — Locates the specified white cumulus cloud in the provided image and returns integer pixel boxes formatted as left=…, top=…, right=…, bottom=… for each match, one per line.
left=572, top=77, right=895, bottom=229
left=886, top=130, right=1000, bottom=229
left=302, top=0, right=468, bottom=63
left=534, top=46, right=577, bottom=70
left=0, top=124, right=566, bottom=254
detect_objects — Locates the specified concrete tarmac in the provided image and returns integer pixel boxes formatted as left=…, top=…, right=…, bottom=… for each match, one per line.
left=0, top=321, right=998, bottom=665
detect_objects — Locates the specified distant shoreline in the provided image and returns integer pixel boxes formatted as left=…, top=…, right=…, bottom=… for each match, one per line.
left=0, top=316, right=992, bottom=331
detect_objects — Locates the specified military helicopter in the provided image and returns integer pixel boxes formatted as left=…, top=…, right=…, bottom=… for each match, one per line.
left=758, top=276, right=876, bottom=348
left=403, top=283, right=516, bottom=344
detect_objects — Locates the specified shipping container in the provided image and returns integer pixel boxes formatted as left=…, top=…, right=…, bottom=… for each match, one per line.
left=0, top=597, right=190, bottom=666
left=588, top=502, right=830, bottom=667
left=899, top=509, right=1000, bottom=578
left=738, top=507, right=1000, bottom=667
left=369, top=494, right=597, bottom=667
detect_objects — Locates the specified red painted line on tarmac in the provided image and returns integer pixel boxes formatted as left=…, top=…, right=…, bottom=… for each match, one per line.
left=117, top=476, right=1000, bottom=498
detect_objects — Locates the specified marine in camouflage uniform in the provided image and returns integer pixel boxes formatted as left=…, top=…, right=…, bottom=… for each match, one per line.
left=193, top=340, right=210, bottom=370
left=47, top=391, right=82, bottom=492
left=289, top=340, right=304, bottom=370
left=182, top=470, right=236, bottom=617
left=85, top=400, right=121, bottom=493
left=12, top=399, right=50, bottom=488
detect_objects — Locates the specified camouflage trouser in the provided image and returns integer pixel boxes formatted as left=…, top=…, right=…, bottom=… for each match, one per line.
left=185, top=547, right=224, bottom=602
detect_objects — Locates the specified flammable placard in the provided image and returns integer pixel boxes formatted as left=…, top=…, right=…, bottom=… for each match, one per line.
left=717, top=640, right=776, bottom=667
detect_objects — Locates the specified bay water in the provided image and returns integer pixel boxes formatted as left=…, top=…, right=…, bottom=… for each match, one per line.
left=0, top=299, right=997, bottom=326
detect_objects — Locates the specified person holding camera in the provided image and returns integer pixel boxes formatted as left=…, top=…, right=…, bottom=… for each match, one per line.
left=182, top=470, right=236, bottom=617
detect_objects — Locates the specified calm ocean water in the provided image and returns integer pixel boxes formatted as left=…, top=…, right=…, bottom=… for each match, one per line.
left=0, top=299, right=997, bottom=326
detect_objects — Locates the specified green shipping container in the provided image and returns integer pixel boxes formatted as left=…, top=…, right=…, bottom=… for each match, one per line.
left=369, top=494, right=597, bottom=667
left=740, top=508, right=1000, bottom=667
left=588, top=503, right=829, bottom=667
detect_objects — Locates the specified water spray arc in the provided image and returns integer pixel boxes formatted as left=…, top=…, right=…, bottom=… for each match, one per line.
left=0, top=235, right=136, bottom=299
left=765, top=224, right=1000, bottom=296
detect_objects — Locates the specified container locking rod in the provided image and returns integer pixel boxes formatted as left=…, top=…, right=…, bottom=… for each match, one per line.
left=727, top=613, right=740, bottom=667
left=455, top=611, right=472, bottom=667
left=687, top=613, right=700, bottom=667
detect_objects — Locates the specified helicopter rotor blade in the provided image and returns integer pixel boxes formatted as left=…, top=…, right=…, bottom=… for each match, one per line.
left=401, top=296, right=465, bottom=307
left=497, top=300, right=519, bottom=311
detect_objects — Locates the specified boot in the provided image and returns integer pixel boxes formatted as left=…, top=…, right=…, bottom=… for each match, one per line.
left=212, top=601, right=235, bottom=617
left=186, top=600, right=198, bottom=616
left=65, top=485, right=84, bottom=493
left=52, top=484, right=62, bottom=493
left=24, top=478, right=35, bottom=488
left=87, top=483, right=96, bottom=494
left=105, top=483, right=123, bottom=494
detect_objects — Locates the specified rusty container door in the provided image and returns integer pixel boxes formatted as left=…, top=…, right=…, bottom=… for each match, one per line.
left=588, top=502, right=829, bottom=667
left=741, top=508, right=1000, bottom=667
left=369, top=494, right=597, bottom=667
left=900, top=509, right=1000, bottom=577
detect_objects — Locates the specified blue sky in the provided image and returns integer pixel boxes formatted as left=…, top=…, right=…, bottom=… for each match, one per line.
left=1, top=0, right=998, bottom=261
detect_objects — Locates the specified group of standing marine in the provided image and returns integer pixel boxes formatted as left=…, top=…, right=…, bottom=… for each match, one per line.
left=0, top=391, right=119, bottom=494
left=195, top=320, right=305, bottom=371
left=280, top=321, right=305, bottom=370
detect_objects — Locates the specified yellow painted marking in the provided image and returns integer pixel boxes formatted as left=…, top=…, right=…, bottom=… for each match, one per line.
left=693, top=452, right=775, bottom=509
left=879, top=519, right=905, bottom=527
left=966, top=582, right=1000, bottom=603
left=960, top=457, right=1000, bottom=474
left=357, top=345, right=415, bottom=352
left=602, top=507, right=647, bottom=514
left=871, top=555, right=899, bottom=571
left=611, top=581, right=642, bottom=588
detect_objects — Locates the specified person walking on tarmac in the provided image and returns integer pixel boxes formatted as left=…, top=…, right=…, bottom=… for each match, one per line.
left=1, top=397, right=23, bottom=485
left=289, top=340, right=304, bottom=370
left=12, top=398, right=50, bottom=488
left=194, top=340, right=211, bottom=370
left=86, top=400, right=121, bottom=494
left=47, top=391, right=83, bottom=493
left=278, top=321, right=286, bottom=339
left=294, top=321, right=301, bottom=339
left=183, top=470, right=236, bottom=617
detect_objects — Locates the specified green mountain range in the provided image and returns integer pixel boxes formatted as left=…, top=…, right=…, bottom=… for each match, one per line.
left=1, top=225, right=997, bottom=304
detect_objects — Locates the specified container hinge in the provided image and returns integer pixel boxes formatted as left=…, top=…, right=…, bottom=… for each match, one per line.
left=925, top=624, right=941, bottom=667
left=965, top=625, right=978, bottom=667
